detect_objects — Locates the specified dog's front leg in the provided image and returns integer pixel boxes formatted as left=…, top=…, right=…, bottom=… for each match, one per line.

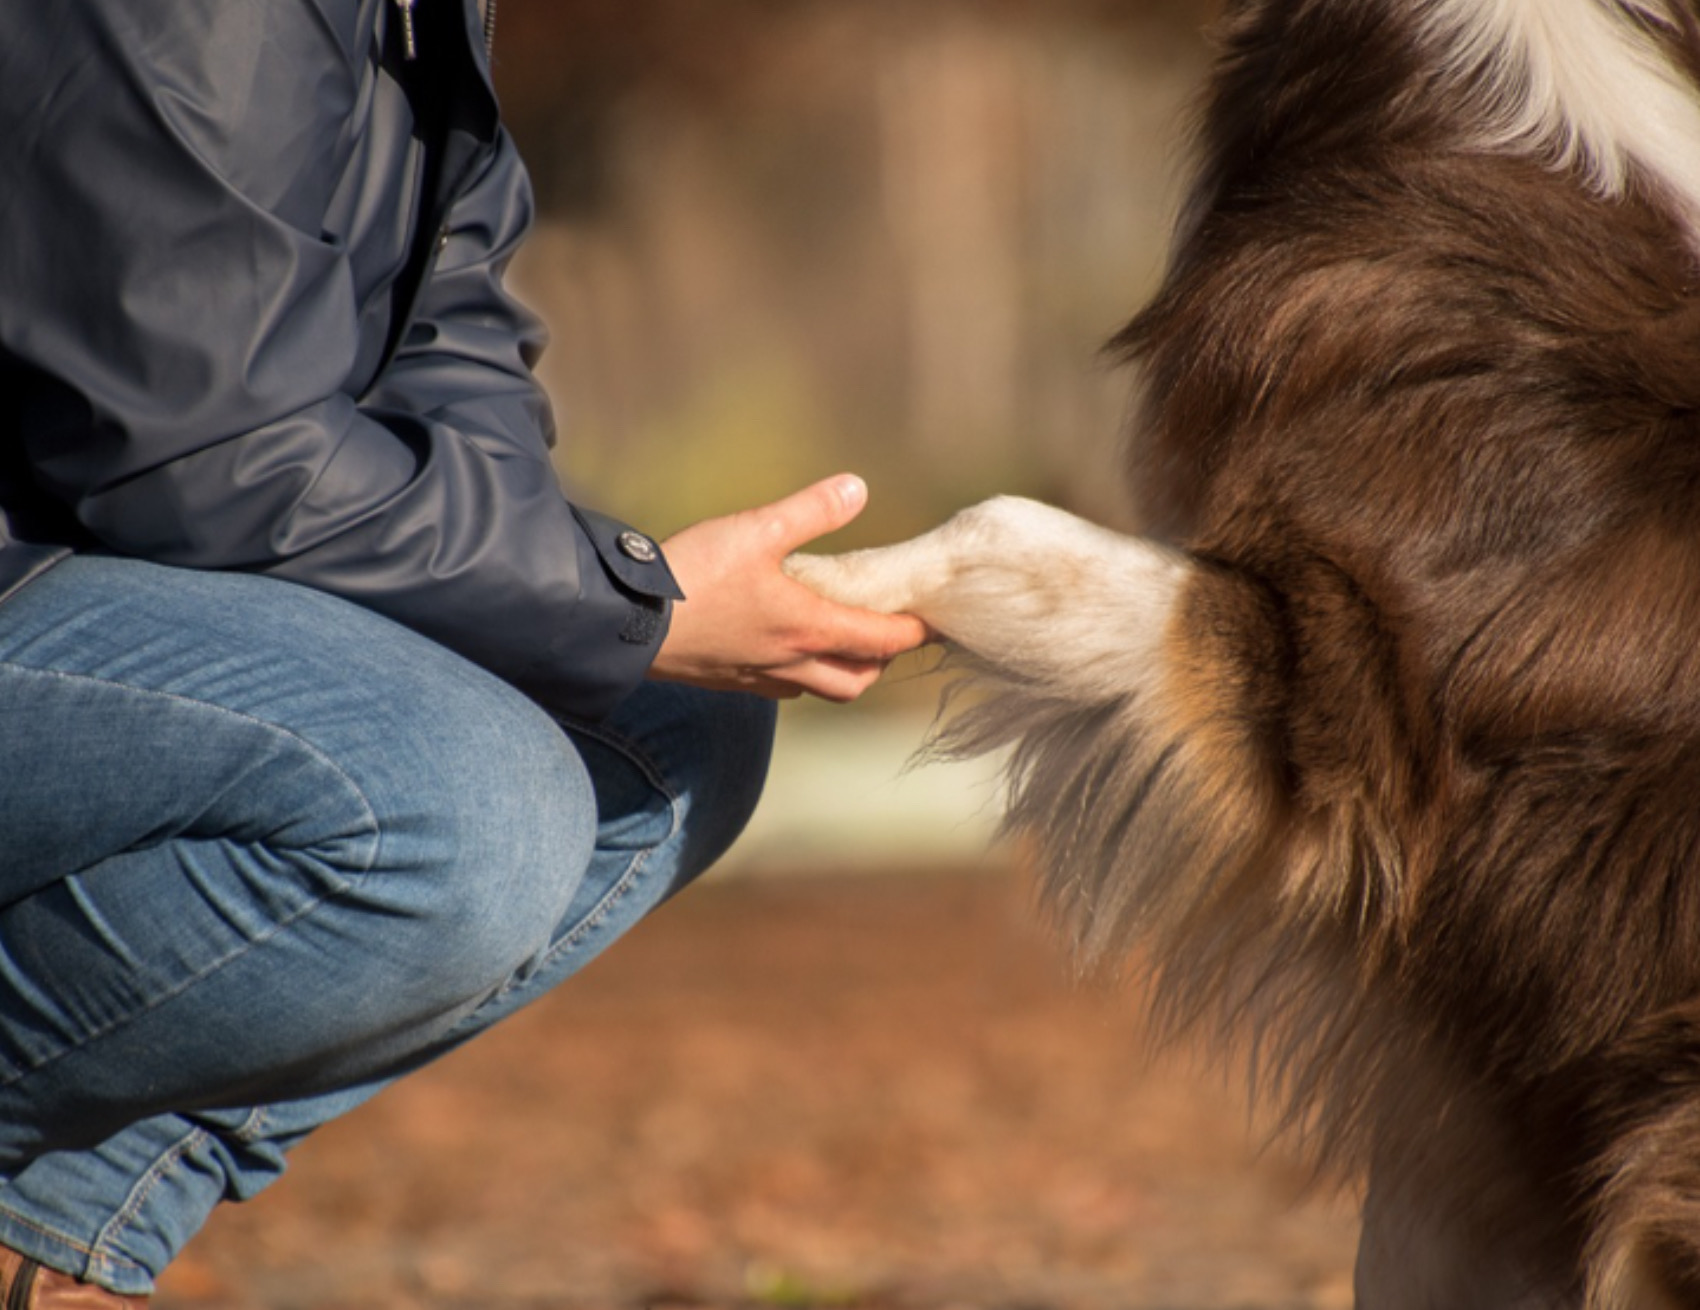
left=785, top=496, right=1191, bottom=699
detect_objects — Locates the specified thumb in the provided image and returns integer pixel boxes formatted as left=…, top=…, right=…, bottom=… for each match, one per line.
left=754, top=474, right=869, bottom=556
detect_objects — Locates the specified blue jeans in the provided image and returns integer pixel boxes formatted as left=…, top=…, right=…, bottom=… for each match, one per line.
left=0, top=556, right=775, bottom=1296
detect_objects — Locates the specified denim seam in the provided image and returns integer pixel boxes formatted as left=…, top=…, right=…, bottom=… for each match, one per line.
left=0, top=861, right=376, bottom=1092
left=0, top=1210, right=105, bottom=1263
left=494, top=721, right=682, bottom=992
left=230, top=1105, right=272, bottom=1144
left=83, top=1122, right=213, bottom=1282
left=552, top=832, right=656, bottom=960
left=556, top=719, right=682, bottom=956
left=82, top=1104, right=270, bottom=1279
left=0, top=1206, right=147, bottom=1283
left=563, top=718, right=680, bottom=804
left=0, top=661, right=383, bottom=869
left=0, top=669, right=382, bottom=1093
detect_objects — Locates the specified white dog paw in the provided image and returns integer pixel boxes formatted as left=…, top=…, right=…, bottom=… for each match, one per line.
left=782, top=548, right=923, bottom=614
left=784, top=497, right=1188, bottom=680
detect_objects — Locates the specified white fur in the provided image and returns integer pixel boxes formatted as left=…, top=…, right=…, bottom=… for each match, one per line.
left=784, top=496, right=1191, bottom=704
left=1419, top=0, right=1700, bottom=238
left=787, top=499, right=1230, bottom=976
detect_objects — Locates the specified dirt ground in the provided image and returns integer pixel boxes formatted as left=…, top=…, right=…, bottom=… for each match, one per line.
left=153, top=869, right=1358, bottom=1310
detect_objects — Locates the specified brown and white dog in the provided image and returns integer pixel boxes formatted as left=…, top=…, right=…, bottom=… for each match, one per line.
left=786, top=1, right=1700, bottom=1305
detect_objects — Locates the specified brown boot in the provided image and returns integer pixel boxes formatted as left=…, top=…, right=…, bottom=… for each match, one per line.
left=0, top=1247, right=147, bottom=1308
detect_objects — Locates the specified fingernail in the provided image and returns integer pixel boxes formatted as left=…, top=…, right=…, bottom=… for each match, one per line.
left=836, top=475, right=867, bottom=510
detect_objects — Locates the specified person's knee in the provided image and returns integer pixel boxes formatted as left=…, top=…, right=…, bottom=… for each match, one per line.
left=333, top=680, right=773, bottom=1006
left=334, top=674, right=599, bottom=1007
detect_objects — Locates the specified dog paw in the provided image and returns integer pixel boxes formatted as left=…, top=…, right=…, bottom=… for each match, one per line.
left=782, top=548, right=924, bottom=614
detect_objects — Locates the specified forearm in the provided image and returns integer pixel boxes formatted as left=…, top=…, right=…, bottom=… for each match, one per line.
left=0, top=2, right=678, bottom=719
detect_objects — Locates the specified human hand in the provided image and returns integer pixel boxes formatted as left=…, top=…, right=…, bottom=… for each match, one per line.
left=650, top=475, right=932, bottom=702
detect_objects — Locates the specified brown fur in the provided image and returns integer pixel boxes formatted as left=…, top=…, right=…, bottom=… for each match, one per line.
left=786, top=1, right=1700, bottom=1299
left=1009, top=0, right=1700, bottom=1301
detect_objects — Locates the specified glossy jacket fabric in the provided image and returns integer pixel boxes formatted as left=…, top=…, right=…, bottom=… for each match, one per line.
left=0, top=0, right=681, bottom=721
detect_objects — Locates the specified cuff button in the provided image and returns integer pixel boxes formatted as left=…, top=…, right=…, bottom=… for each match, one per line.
left=616, top=530, right=659, bottom=564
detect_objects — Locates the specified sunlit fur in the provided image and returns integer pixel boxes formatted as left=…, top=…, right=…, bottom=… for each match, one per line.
left=1423, top=0, right=1700, bottom=226
left=789, top=0, right=1700, bottom=1304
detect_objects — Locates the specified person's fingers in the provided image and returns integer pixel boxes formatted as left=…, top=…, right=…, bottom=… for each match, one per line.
left=792, top=596, right=931, bottom=663
left=746, top=474, right=869, bottom=558
left=662, top=656, right=886, bottom=703
left=775, top=655, right=891, bottom=704
left=650, top=476, right=931, bottom=699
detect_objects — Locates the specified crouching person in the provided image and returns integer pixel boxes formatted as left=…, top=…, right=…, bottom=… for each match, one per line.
left=0, top=2, right=926, bottom=1303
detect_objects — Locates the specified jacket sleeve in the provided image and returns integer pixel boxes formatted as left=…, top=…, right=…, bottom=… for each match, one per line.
left=0, top=0, right=678, bottom=720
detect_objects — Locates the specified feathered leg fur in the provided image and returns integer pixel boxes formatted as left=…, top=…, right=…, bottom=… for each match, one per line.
left=787, top=0, right=1700, bottom=1304
left=789, top=504, right=1588, bottom=1307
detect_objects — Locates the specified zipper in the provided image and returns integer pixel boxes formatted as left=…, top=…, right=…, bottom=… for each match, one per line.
left=395, top=0, right=418, bottom=59
left=395, top=0, right=497, bottom=62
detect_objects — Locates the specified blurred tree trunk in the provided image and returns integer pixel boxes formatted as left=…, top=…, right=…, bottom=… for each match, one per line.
left=499, top=1, right=1211, bottom=537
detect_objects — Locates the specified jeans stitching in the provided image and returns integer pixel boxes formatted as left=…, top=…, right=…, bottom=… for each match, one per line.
left=230, top=1106, right=271, bottom=1144
left=0, top=1209, right=148, bottom=1281
left=0, top=857, right=364, bottom=1092
left=0, top=673, right=385, bottom=1093
left=84, top=1123, right=212, bottom=1280
left=554, top=833, right=656, bottom=958
left=0, top=1212, right=104, bottom=1263
left=76, top=1108, right=268, bottom=1284
left=560, top=718, right=680, bottom=806
left=488, top=723, right=683, bottom=998
left=554, top=723, right=681, bottom=960
left=0, top=662, right=384, bottom=859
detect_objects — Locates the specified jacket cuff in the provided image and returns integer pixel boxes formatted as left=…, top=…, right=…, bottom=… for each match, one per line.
left=571, top=505, right=684, bottom=602
left=518, top=507, right=680, bottom=722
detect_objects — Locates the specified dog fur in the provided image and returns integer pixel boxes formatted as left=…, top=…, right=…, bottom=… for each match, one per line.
left=785, top=1, right=1700, bottom=1304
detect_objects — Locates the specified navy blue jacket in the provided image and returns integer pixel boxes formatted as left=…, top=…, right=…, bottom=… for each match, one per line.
left=0, top=0, right=680, bottom=720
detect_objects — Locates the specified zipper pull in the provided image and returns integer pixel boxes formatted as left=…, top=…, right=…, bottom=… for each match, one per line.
left=395, top=0, right=418, bottom=60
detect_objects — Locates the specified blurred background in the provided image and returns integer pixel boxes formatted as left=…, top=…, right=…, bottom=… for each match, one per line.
left=501, top=0, right=1216, bottom=873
